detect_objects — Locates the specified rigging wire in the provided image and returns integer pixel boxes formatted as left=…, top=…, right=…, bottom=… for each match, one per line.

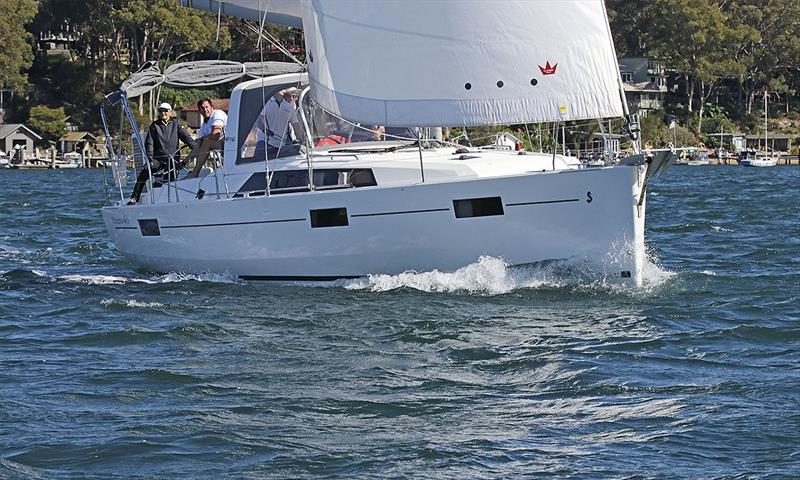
left=257, top=0, right=271, bottom=197
left=245, top=22, right=304, bottom=67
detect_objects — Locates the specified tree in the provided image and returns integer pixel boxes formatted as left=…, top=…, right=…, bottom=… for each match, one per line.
left=642, top=0, right=744, bottom=132
left=112, top=0, right=232, bottom=117
left=28, top=105, right=67, bottom=145
left=724, top=0, right=800, bottom=114
left=0, top=0, right=38, bottom=94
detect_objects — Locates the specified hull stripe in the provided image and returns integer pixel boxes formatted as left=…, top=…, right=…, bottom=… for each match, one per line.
left=351, top=207, right=450, bottom=218
left=506, top=198, right=579, bottom=207
left=160, top=218, right=306, bottom=229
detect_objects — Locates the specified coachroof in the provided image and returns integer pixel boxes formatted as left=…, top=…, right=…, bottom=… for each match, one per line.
left=0, top=123, right=43, bottom=140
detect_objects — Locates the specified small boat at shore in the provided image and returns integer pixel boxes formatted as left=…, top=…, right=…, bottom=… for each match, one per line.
left=742, top=93, right=778, bottom=167
left=739, top=150, right=778, bottom=167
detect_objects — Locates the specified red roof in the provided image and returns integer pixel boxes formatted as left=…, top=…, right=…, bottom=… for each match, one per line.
left=180, top=98, right=230, bottom=112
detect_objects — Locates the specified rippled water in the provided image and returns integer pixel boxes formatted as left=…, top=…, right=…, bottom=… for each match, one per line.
left=1, top=167, right=798, bottom=479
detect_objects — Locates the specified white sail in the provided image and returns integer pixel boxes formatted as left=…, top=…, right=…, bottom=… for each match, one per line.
left=181, top=0, right=625, bottom=127
left=179, top=0, right=302, bottom=27
left=302, top=0, right=624, bottom=126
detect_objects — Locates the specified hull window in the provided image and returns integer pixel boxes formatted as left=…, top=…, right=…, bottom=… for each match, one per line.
left=138, top=219, right=161, bottom=236
left=310, top=208, right=349, bottom=228
left=453, top=197, right=504, bottom=218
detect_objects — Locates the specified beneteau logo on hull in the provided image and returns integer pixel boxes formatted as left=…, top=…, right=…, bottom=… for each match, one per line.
left=539, top=61, right=558, bottom=75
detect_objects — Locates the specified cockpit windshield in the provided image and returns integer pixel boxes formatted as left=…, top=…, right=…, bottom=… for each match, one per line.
left=238, top=85, right=418, bottom=163
left=307, top=104, right=416, bottom=148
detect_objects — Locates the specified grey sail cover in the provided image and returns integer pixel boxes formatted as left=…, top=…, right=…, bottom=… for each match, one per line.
left=119, top=61, right=165, bottom=98
left=116, top=60, right=303, bottom=98
left=164, top=60, right=246, bottom=87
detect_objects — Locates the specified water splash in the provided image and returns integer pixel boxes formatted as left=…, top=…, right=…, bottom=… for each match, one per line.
left=155, top=272, right=240, bottom=284
left=58, top=271, right=239, bottom=285
left=343, top=253, right=674, bottom=295
left=57, top=274, right=149, bottom=285
left=101, top=299, right=167, bottom=308
left=57, top=274, right=159, bottom=285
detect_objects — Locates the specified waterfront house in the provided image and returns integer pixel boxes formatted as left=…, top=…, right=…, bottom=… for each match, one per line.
left=618, top=57, right=667, bottom=117
left=745, top=134, right=791, bottom=153
left=59, top=131, right=99, bottom=158
left=0, top=124, right=42, bottom=161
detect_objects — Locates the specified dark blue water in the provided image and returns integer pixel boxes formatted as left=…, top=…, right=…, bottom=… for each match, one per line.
left=1, top=167, right=798, bottom=479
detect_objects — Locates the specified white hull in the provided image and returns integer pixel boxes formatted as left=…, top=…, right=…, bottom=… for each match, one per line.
left=103, top=164, right=647, bottom=284
left=740, top=157, right=777, bottom=167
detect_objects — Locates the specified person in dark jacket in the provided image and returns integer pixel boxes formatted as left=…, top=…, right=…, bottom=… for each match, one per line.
left=128, top=102, right=196, bottom=205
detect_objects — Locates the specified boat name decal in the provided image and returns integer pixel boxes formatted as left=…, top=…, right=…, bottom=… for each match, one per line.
left=111, top=215, right=131, bottom=225
left=539, top=61, right=558, bottom=75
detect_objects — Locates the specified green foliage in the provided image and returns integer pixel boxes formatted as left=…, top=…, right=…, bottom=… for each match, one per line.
left=27, top=105, right=67, bottom=144
left=641, top=111, right=697, bottom=148
left=0, top=0, right=38, bottom=93
left=17, top=0, right=800, bottom=145
left=158, top=86, right=225, bottom=112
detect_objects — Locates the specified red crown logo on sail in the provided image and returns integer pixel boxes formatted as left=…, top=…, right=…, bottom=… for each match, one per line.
left=539, top=61, right=558, bottom=75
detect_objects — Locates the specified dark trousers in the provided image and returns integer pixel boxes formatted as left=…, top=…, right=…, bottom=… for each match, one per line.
left=130, top=159, right=177, bottom=202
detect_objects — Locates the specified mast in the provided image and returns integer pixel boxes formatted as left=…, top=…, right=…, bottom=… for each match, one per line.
left=764, top=90, right=768, bottom=153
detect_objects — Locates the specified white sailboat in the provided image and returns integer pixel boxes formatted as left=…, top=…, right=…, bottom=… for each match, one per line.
left=100, top=0, right=675, bottom=286
left=741, top=92, right=778, bottom=167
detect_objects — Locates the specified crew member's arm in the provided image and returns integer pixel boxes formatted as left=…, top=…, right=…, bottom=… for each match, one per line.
left=178, top=126, right=196, bottom=150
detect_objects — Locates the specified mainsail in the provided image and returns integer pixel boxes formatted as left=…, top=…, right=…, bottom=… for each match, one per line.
left=184, top=0, right=625, bottom=127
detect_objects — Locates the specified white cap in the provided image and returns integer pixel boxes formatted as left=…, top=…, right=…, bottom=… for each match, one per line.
left=157, top=102, right=172, bottom=111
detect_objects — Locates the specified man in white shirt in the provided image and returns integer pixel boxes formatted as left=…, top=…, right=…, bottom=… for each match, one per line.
left=186, top=98, right=228, bottom=178
left=264, top=87, right=302, bottom=158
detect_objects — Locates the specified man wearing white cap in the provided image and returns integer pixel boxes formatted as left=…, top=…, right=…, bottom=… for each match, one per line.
left=129, top=102, right=195, bottom=205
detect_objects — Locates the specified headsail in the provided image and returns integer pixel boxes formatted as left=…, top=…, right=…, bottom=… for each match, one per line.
left=303, top=0, right=624, bottom=126
left=181, top=0, right=625, bottom=127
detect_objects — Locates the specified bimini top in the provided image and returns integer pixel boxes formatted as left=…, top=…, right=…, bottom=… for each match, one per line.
left=183, top=0, right=626, bottom=127
left=112, top=60, right=304, bottom=99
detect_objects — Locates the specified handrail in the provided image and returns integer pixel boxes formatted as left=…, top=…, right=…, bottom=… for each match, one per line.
left=297, top=86, right=315, bottom=192
left=99, top=103, right=125, bottom=204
